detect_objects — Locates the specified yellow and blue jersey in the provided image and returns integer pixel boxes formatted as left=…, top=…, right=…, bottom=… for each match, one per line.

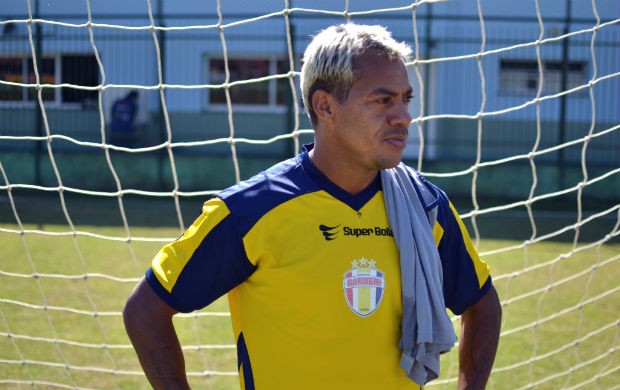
left=146, top=145, right=491, bottom=389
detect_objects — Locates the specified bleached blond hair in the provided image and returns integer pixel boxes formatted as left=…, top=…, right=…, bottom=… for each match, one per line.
left=300, top=23, right=412, bottom=126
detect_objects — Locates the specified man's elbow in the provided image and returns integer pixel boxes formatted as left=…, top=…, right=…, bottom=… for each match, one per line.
left=486, top=285, right=502, bottom=323
left=123, top=278, right=155, bottom=335
left=123, top=291, right=142, bottom=337
left=123, top=278, right=178, bottom=333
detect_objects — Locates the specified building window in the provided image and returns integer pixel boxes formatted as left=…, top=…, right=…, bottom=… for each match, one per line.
left=208, top=58, right=291, bottom=108
left=0, top=54, right=98, bottom=104
left=499, top=59, right=586, bottom=94
left=61, top=55, right=99, bottom=103
left=0, top=56, right=55, bottom=102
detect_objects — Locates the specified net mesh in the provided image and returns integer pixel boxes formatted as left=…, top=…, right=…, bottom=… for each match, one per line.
left=1, top=0, right=619, bottom=388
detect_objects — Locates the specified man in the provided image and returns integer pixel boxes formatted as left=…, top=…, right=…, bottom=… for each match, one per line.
left=110, top=90, right=139, bottom=147
left=123, top=23, right=501, bottom=389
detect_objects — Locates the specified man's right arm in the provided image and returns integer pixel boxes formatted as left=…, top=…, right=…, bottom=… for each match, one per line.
left=123, top=277, right=191, bottom=389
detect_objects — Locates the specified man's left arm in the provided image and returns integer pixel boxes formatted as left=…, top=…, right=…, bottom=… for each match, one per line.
left=458, top=284, right=502, bottom=390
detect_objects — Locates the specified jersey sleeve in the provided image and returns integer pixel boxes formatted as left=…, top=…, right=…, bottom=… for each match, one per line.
left=145, top=197, right=256, bottom=313
left=433, top=190, right=492, bottom=315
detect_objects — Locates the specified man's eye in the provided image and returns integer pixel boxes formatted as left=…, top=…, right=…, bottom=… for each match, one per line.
left=378, top=97, right=391, bottom=104
left=404, top=95, right=414, bottom=103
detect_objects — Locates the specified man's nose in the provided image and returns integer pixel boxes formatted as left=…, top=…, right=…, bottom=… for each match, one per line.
left=389, top=101, right=412, bottom=127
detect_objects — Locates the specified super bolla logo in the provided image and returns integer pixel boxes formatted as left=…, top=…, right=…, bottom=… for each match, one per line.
left=343, top=258, right=385, bottom=317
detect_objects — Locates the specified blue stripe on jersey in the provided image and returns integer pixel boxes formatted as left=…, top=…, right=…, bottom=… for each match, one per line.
left=216, top=155, right=311, bottom=236
left=237, top=332, right=255, bottom=390
left=410, top=172, right=440, bottom=213
left=217, top=144, right=381, bottom=236
left=431, top=186, right=492, bottom=314
left=145, top=212, right=256, bottom=312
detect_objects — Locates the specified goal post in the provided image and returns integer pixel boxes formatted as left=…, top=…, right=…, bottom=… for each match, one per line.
left=0, top=1, right=619, bottom=388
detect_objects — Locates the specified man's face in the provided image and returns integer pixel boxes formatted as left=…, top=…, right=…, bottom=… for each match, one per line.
left=330, top=50, right=413, bottom=172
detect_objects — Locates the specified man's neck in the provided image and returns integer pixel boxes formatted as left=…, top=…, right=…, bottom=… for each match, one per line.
left=308, top=145, right=379, bottom=196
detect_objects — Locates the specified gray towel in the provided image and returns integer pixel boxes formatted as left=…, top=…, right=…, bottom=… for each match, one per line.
left=381, top=163, right=458, bottom=385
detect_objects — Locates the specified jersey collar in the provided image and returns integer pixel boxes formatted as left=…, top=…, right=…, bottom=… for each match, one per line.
left=299, top=143, right=381, bottom=212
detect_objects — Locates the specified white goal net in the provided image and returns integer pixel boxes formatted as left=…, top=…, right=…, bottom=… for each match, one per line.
left=1, top=0, right=619, bottom=389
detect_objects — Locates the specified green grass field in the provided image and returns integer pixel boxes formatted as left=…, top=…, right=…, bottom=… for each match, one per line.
left=1, top=194, right=619, bottom=389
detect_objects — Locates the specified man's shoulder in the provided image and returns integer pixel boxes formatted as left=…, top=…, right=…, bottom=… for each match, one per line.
left=392, top=162, right=447, bottom=199
left=216, top=155, right=316, bottom=217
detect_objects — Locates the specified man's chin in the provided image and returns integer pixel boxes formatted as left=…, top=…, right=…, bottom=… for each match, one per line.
left=378, top=155, right=403, bottom=170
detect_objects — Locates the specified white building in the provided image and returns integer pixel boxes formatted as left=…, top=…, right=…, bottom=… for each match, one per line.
left=1, top=0, right=618, bottom=176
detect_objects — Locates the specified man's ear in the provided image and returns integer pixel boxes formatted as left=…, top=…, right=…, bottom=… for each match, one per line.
left=312, top=89, right=335, bottom=122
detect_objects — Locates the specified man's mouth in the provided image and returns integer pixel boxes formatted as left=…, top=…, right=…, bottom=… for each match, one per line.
left=384, top=129, right=408, bottom=149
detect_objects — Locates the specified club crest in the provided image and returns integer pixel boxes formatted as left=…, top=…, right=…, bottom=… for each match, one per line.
left=343, top=257, right=385, bottom=317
